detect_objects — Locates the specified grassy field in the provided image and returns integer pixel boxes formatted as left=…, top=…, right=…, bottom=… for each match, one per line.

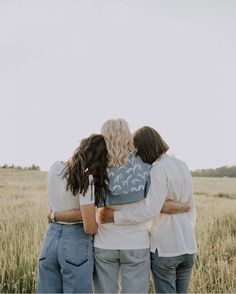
left=0, top=168, right=235, bottom=293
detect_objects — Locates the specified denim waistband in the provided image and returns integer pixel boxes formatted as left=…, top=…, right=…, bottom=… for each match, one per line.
left=47, top=223, right=86, bottom=237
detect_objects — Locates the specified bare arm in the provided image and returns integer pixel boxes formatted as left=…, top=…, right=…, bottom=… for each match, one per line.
left=51, top=209, right=83, bottom=223
left=80, top=204, right=97, bottom=235
left=50, top=198, right=189, bottom=224
left=48, top=205, right=97, bottom=235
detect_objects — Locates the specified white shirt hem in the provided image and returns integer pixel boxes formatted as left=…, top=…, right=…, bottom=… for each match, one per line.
left=94, top=244, right=150, bottom=250
left=151, top=247, right=198, bottom=256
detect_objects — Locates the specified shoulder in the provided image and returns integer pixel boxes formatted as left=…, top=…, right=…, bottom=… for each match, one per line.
left=153, top=154, right=191, bottom=177
left=151, top=161, right=165, bottom=176
left=167, top=154, right=190, bottom=172
left=48, top=161, right=65, bottom=177
left=157, top=153, right=187, bottom=166
left=130, top=153, right=151, bottom=170
left=150, top=154, right=170, bottom=178
left=50, top=160, right=65, bottom=167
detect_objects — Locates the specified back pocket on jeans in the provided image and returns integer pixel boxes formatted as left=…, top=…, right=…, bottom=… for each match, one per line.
left=158, top=256, right=180, bottom=268
left=128, top=248, right=150, bottom=260
left=65, top=240, right=89, bottom=266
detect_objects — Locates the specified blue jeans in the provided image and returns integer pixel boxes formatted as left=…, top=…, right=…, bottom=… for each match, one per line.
left=93, top=247, right=150, bottom=293
left=151, top=251, right=195, bottom=293
left=37, top=223, right=93, bottom=293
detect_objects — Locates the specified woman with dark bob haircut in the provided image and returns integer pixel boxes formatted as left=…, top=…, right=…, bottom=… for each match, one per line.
left=134, top=126, right=169, bottom=164
left=37, top=134, right=108, bottom=294
left=101, top=126, right=197, bottom=294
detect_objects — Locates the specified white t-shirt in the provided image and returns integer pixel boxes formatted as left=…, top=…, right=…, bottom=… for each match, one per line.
left=94, top=200, right=150, bottom=250
left=94, top=153, right=150, bottom=250
left=114, top=154, right=198, bottom=257
left=47, top=161, right=94, bottom=224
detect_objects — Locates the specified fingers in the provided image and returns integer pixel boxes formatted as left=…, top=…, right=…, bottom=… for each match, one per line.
left=99, top=210, right=108, bottom=222
left=99, top=209, right=110, bottom=223
left=185, top=205, right=191, bottom=212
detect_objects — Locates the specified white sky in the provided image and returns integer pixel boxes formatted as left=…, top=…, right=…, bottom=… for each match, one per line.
left=0, top=0, right=235, bottom=171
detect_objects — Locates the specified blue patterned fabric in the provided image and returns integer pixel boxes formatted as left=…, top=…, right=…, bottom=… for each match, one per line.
left=100, top=153, right=151, bottom=207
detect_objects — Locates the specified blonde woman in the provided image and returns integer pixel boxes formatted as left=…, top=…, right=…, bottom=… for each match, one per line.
left=93, top=119, right=152, bottom=293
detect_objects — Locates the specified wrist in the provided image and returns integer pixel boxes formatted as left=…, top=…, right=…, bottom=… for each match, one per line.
left=113, top=211, right=116, bottom=223
left=50, top=211, right=56, bottom=222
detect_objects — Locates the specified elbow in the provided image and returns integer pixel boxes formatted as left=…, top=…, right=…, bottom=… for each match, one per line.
left=84, top=225, right=97, bottom=235
left=84, top=229, right=97, bottom=235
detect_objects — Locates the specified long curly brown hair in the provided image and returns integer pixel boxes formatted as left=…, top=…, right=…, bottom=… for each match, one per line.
left=63, top=134, right=108, bottom=206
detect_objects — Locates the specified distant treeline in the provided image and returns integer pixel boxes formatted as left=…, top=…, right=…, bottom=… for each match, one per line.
left=191, top=166, right=236, bottom=178
left=1, top=164, right=236, bottom=177
left=0, top=164, right=40, bottom=171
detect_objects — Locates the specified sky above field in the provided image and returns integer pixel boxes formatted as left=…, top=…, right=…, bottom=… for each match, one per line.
left=0, top=0, right=235, bottom=171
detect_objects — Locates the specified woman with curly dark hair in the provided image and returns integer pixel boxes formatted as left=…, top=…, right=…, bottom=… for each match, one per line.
left=37, top=134, right=108, bottom=294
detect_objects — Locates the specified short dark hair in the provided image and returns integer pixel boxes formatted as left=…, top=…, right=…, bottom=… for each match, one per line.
left=133, top=126, right=169, bottom=164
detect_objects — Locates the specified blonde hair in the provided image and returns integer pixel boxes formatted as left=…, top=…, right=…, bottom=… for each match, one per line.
left=101, top=119, right=135, bottom=167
